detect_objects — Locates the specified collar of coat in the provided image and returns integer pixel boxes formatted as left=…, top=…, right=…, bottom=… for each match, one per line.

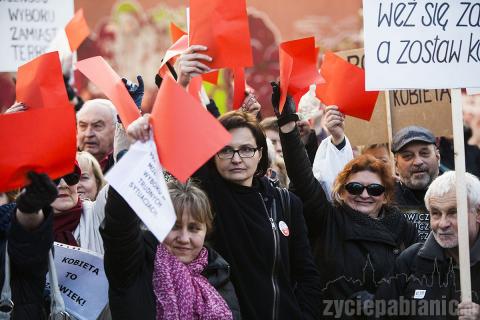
left=419, top=232, right=480, bottom=266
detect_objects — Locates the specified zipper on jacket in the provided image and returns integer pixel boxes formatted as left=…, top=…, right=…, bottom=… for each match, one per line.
left=259, top=193, right=281, bottom=320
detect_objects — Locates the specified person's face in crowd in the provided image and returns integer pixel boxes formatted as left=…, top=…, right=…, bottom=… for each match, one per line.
left=77, top=105, right=115, bottom=162
left=265, top=129, right=282, bottom=157
left=214, top=127, right=262, bottom=187
left=395, top=142, right=440, bottom=190
left=164, top=210, right=207, bottom=264
left=364, top=146, right=390, bottom=165
left=51, top=179, right=79, bottom=213
left=77, top=162, right=98, bottom=201
left=429, top=189, right=480, bottom=248
left=342, top=170, right=386, bottom=218
left=0, top=193, right=8, bottom=206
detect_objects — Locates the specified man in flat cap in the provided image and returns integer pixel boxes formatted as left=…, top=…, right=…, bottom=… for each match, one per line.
left=392, top=126, right=441, bottom=242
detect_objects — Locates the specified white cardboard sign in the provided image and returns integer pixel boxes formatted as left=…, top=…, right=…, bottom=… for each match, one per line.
left=105, top=139, right=176, bottom=242
left=363, top=0, right=480, bottom=90
left=47, top=242, right=108, bottom=320
left=0, top=0, right=74, bottom=72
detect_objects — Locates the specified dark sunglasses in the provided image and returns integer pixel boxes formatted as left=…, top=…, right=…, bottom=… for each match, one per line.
left=54, top=173, right=80, bottom=186
left=345, top=182, right=385, bottom=197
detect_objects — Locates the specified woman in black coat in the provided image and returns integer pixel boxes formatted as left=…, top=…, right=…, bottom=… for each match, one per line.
left=101, top=179, right=241, bottom=320
left=273, top=86, right=418, bottom=318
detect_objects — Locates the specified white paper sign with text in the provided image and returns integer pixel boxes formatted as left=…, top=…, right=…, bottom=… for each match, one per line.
left=105, top=139, right=176, bottom=242
left=363, top=0, right=480, bottom=90
left=47, top=242, right=108, bottom=320
left=0, top=0, right=74, bottom=72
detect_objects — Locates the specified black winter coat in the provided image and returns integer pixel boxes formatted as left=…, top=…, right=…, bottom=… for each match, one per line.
left=279, top=129, right=418, bottom=315
left=375, top=234, right=480, bottom=319
left=100, top=187, right=241, bottom=320
left=393, top=182, right=430, bottom=242
left=194, top=164, right=322, bottom=320
left=0, top=203, right=53, bottom=320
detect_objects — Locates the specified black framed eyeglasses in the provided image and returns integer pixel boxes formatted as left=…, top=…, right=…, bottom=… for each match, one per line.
left=217, top=146, right=260, bottom=159
left=345, top=182, right=385, bottom=197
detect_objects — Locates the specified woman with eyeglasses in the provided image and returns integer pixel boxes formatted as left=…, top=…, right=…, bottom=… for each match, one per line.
left=272, top=84, right=417, bottom=316
left=127, top=108, right=322, bottom=320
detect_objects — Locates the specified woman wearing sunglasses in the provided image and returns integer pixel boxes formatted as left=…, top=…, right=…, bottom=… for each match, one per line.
left=50, top=161, right=105, bottom=254
left=273, top=85, right=417, bottom=316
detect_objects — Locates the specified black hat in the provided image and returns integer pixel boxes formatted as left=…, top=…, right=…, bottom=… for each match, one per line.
left=391, top=126, right=436, bottom=153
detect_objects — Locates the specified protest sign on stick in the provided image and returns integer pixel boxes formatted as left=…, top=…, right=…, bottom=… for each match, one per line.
left=0, top=0, right=74, bottom=72
left=363, top=0, right=480, bottom=90
left=451, top=88, right=471, bottom=301
left=363, top=1, right=473, bottom=301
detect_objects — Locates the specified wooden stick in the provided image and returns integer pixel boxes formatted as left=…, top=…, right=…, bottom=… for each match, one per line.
left=451, top=88, right=471, bottom=302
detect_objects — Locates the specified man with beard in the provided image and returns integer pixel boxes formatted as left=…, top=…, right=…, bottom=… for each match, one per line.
left=392, top=126, right=441, bottom=242
left=373, top=171, right=480, bottom=319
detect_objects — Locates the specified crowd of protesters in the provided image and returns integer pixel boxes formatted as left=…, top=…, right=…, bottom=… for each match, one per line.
left=2, top=38, right=480, bottom=320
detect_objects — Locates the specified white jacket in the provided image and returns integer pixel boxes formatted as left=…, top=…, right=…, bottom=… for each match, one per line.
left=312, top=136, right=354, bottom=202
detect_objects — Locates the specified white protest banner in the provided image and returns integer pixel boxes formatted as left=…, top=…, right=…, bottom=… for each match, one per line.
left=363, top=0, right=480, bottom=90
left=0, top=0, right=73, bottom=72
left=467, top=88, right=480, bottom=95
left=105, top=138, right=176, bottom=242
left=47, top=242, right=108, bottom=320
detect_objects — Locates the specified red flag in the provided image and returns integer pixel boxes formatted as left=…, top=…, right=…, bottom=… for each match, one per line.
left=158, top=35, right=189, bottom=79
left=232, top=67, right=246, bottom=110
left=202, top=70, right=219, bottom=85
left=170, top=22, right=187, bottom=43
left=0, top=106, right=77, bottom=192
left=65, top=9, right=90, bottom=51
left=16, top=52, right=68, bottom=109
left=187, top=76, right=203, bottom=102
left=76, top=56, right=141, bottom=127
left=279, top=37, right=323, bottom=111
left=150, top=76, right=231, bottom=182
left=189, top=0, right=253, bottom=69
left=316, top=52, right=379, bottom=121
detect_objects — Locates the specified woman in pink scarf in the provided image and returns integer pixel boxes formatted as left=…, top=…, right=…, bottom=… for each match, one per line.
left=101, top=179, right=241, bottom=320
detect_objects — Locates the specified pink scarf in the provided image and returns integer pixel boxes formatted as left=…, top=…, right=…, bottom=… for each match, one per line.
left=152, top=243, right=233, bottom=320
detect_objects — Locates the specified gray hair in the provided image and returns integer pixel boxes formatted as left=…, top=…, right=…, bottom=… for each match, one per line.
left=425, top=171, right=480, bottom=213
left=77, top=99, right=118, bottom=125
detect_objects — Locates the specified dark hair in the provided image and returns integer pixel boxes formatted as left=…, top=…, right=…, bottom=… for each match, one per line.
left=218, top=111, right=269, bottom=177
left=332, top=154, right=395, bottom=205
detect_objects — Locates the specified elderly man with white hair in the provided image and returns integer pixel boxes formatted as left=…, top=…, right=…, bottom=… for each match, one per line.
left=373, top=171, right=480, bottom=319
left=76, top=99, right=118, bottom=173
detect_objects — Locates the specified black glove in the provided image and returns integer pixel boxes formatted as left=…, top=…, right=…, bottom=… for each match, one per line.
left=122, top=75, right=144, bottom=108
left=270, top=82, right=298, bottom=127
left=16, top=172, right=58, bottom=214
